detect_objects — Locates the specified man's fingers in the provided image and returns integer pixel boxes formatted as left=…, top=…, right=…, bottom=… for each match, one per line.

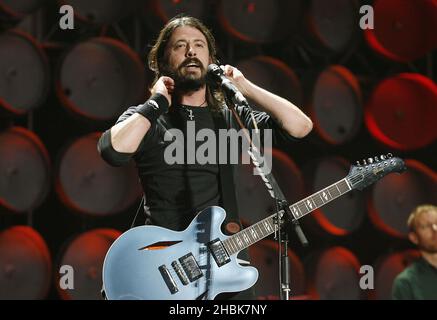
left=223, top=65, right=233, bottom=77
left=161, top=76, right=175, bottom=86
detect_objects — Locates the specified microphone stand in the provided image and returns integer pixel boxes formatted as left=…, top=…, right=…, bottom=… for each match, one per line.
left=223, top=92, right=309, bottom=300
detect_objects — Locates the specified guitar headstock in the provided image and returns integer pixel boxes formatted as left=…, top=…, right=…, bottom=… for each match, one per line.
left=347, top=154, right=406, bottom=190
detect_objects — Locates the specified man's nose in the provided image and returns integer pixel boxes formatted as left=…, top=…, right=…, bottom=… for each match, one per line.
left=186, top=45, right=196, bottom=57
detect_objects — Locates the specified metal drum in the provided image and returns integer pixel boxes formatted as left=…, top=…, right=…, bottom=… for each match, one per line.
left=306, top=65, right=363, bottom=145
left=305, top=246, right=363, bottom=300
left=56, top=37, right=146, bottom=121
left=302, top=157, right=366, bottom=236
left=301, top=0, right=360, bottom=56
left=368, top=159, right=437, bottom=238
left=217, top=0, right=302, bottom=44
left=55, top=132, right=142, bottom=216
left=236, top=56, right=303, bottom=111
left=0, top=30, right=49, bottom=115
left=142, top=0, right=209, bottom=34
left=365, top=73, right=437, bottom=151
left=57, top=0, right=135, bottom=25
left=0, top=226, right=52, bottom=299
left=365, top=0, right=437, bottom=62
left=56, top=228, right=121, bottom=300
left=0, top=127, right=50, bottom=213
left=0, top=0, right=45, bottom=19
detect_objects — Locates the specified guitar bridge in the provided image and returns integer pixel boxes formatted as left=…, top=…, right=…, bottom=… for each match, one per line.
left=208, top=238, right=230, bottom=267
left=158, top=265, right=178, bottom=295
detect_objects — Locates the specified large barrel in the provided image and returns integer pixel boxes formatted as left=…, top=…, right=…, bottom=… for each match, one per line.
left=236, top=56, right=303, bottom=110
left=305, top=65, right=363, bottom=145
left=57, top=0, right=136, bottom=25
left=305, top=246, right=364, bottom=300
left=217, top=0, right=302, bottom=44
left=0, top=0, right=45, bottom=19
left=56, top=37, right=146, bottom=121
left=365, top=0, right=437, bottom=62
left=368, top=159, right=437, bottom=238
left=365, top=73, right=437, bottom=151
left=56, top=228, right=121, bottom=300
left=0, top=226, right=52, bottom=299
left=302, top=157, right=366, bottom=236
left=142, top=0, right=209, bottom=34
left=301, top=0, right=360, bottom=56
left=0, top=30, right=49, bottom=115
left=0, top=127, right=50, bottom=213
left=55, top=132, right=142, bottom=216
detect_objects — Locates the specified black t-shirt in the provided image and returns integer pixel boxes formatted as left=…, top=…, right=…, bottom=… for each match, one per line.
left=114, top=103, right=297, bottom=231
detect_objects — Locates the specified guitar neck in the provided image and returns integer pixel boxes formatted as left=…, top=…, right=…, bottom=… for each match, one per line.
left=223, top=178, right=352, bottom=256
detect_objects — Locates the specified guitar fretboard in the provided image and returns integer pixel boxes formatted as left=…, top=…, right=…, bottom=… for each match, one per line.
left=223, top=178, right=351, bottom=255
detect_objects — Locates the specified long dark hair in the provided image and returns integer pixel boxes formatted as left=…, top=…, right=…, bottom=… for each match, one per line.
left=148, top=15, right=225, bottom=112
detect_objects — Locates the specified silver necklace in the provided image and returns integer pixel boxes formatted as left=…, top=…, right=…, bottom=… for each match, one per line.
left=181, top=100, right=206, bottom=121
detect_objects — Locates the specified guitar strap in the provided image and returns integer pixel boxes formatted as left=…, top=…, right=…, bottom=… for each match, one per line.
left=211, top=109, right=242, bottom=236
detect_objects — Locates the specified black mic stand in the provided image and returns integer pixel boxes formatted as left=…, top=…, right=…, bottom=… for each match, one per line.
left=223, top=91, right=309, bottom=300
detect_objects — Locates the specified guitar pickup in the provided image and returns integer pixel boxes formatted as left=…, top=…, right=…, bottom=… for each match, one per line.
left=158, top=265, right=178, bottom=295
left=208, top=238, right=230, bottom=267
left=171, top=261, right=189, bottom=285
left=179, top=253, right=203, bottom=282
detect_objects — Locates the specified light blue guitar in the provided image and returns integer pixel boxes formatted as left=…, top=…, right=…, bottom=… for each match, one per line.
left=102, top=155, right=405, bottom=299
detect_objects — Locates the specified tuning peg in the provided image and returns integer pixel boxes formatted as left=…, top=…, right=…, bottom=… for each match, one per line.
left=374, top=156, right=380, bottom=162
left=387, top=153, right=393, bottom=158
left=356, top=161, right=360, bottom=166
left=368, top=158, right=374, bottom=164
left=363, top=159, right=367, bottom=165
left=380, top=155, right=386, bottom=160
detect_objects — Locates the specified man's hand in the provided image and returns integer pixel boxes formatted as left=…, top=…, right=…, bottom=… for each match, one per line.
left=150, top=76, right=174, bottom=106
left=222, top=65, right=248, bottom=96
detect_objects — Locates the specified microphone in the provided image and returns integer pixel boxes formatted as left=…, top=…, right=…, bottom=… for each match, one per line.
left=207, top=64, right=249, bottom=107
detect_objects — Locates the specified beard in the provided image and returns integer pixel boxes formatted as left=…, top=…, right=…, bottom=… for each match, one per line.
left=162, top=58, right=207, bottom=93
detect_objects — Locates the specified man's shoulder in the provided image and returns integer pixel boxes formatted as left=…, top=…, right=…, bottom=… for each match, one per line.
left=394, top=259, right=423, bottom=283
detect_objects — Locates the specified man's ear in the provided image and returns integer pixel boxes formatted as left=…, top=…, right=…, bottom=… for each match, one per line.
left=408, top=231, right=419, bottom=245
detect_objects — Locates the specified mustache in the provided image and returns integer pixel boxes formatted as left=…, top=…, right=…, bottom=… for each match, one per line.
left=179, top=58, right=204, bottom=70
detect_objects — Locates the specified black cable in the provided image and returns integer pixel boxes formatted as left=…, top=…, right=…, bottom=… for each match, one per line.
left=129, top=195, right=145, bottom=229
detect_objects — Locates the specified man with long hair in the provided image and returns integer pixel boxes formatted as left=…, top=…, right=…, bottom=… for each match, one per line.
left=98, top=15, right=312, bottom=299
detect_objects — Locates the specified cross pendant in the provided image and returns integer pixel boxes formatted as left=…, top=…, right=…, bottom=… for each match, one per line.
left=187, top=110, right=194, bottom=121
